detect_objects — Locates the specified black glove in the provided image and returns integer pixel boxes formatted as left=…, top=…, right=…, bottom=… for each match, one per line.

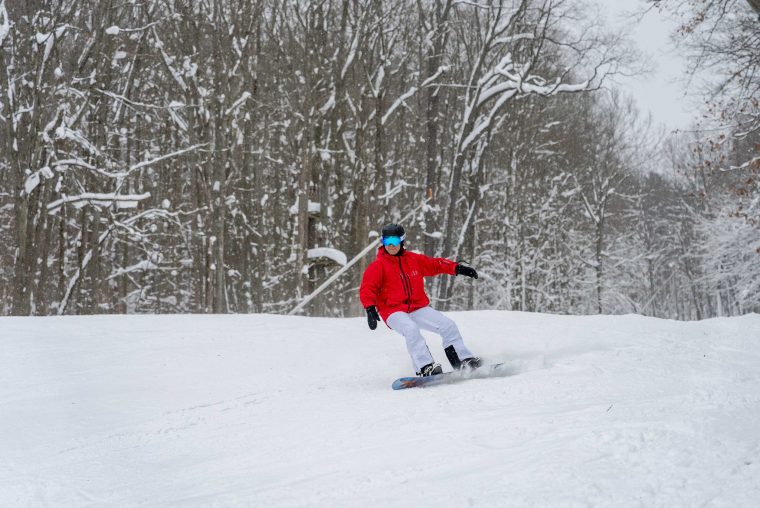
left=455, top=264, right=478, bottom=279
left=366, top=305, right=380, bottom=330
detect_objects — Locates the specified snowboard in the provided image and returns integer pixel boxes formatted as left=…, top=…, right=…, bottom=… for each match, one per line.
left=392, top=363, right=509, bottom=390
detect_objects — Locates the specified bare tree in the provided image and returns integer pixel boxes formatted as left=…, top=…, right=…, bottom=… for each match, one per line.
left=435, top=0, right=626, bottom=307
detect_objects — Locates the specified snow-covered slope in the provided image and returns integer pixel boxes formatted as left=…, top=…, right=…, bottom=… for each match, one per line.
left=2, top=311, right=759, bottom=507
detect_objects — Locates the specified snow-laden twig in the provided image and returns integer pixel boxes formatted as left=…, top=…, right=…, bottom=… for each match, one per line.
left=0, top=0, right=10, bottom=47
left=521, top=79, right=590, bottom=95
left=36, top=25, right=70, bottom=64
left=722, top=156, right=760, bottom=172
left=105, top=18, right=164, bottom=35
left=57, top=226, right=114, bottom=315
left=50, top=158, right=113, bottom=179
left=319, top=89, right=336, bottom=114
left=22, top=166, right=53, bottom=195
left=55, top=126, right=103, bottom=159
left=340, top=15, right=365, bottom=81
left=376, top=180, right=414, bottom=200
left=420, top=65, right=449, bottom=88
left=95, top=88, right=167, bottom=110
left=580, top=190, right=600, bottom=225
left=494, top=33, right=534, bottom=45
left=381, top=86, right=417, bottom=125
left=460, top=88, right=517, bottom=152
left=152, top=27, right=188, bottom=92
left=382, top=65, right=449, bottom=126
left=47, top=192, right=151, bottom=214
left=53, top=143, right=205, bottom=181
left=225, top=92, right=251, bottom=116
left=106, top=259, right=160, bottom=280
left=451, top=201, right=477, bottom=262
left=121, top=144, right=208, bottom=178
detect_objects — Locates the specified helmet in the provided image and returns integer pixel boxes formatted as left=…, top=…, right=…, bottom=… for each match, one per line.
left=381, top=223, right=406, bottom=249
left=381, top=223, right=406, bottom=241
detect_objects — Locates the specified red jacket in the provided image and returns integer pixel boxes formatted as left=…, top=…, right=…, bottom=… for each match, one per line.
left=359, top=247, right=457, bottom=322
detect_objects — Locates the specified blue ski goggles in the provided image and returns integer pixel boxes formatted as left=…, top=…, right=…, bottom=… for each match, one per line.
left=382, top=235, right=403, bottom=247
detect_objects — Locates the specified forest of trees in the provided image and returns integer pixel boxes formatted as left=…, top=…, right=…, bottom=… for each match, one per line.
left=1, top=0, right=758, bottom=318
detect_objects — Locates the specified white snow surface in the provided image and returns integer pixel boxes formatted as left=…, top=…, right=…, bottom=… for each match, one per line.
left=1, top=311, right=759, bottom=507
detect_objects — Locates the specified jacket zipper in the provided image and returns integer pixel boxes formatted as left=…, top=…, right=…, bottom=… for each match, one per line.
left=398, top=257, right=412, bottom=312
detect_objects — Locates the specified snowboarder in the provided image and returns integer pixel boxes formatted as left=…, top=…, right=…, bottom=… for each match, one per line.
left=360, top=223, right=481, bottom=376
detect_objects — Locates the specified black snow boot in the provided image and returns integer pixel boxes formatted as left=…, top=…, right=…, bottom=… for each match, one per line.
left=417, top=363, right=443, bottom=377
left=460, top=357, right=482, bottom=370
left=446, top=346, right=482, bottom=370
left=445, top=345, right=462, bottom=369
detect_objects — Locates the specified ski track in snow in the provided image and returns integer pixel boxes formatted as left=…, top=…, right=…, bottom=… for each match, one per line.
left=1, top=311, right=759, bottom=507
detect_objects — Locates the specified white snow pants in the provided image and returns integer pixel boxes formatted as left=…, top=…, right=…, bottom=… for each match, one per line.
left=387, top=306, right=475, bottom=372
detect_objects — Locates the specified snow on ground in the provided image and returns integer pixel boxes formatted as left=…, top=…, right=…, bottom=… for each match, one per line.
left=1, top=311, right=759, bottom=507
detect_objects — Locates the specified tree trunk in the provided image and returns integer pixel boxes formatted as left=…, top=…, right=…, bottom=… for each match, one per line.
left=595, top=218, right=604, bottom=314
left=422, top=0, right=453, bottom=256
left=295, top=138, right=311, bottom=302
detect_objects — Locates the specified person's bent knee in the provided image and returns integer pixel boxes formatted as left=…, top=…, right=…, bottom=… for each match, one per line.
left=399, top=323, right=421, bottom=337
left=440, top=318, right=459, bottom=334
